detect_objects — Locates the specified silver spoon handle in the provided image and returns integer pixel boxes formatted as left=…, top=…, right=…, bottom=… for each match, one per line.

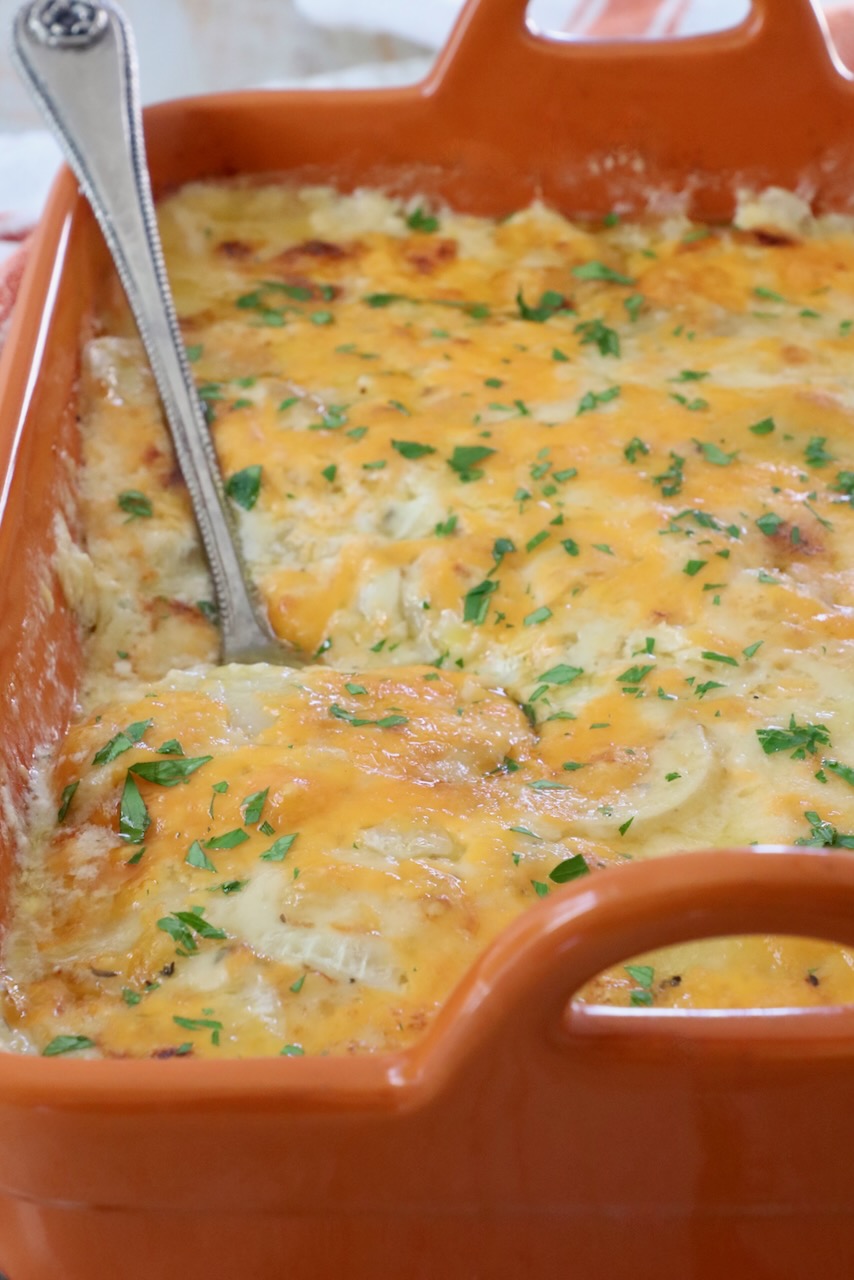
left=13, top=1, right=285, bottom=664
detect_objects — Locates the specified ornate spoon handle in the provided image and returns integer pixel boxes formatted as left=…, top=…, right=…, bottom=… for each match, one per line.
left=13, top=0, right=296, bottom=665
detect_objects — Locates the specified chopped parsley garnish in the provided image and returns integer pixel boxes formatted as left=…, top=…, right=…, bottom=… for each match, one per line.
left=57, top=780, right=78, bottom=823
left=618, top=817, right=634, bottom=836
left=617, top=664, right=654, bottom=684
left=528, top=780, right=570, bottom=791
left=749, top=417, right=775, bottom=436
left=129, top=756, right=212, bottom=787
left=756, top=715, right=831, bottom=760
left=653, top=452, right=685, bottom=497
left=577, top=386, right=620, bottom=415
left=796, top=811, right=854, bottom=849
left=42, top=1034, right=94, bottom=1056
left=186, top=841, right=217, bottom=872
left=173, top=1015, right=223, bottom=1044
left=623, top=293, right=645, bottom=322
left=321, top=464, right=337, bottom=483
left=225, top=465, right=262, bottom=510
left=756, top=512, right=784, bottom=536
left=754, top=285, right=785, bottom=303
left=197, top=599, right=219, bottom=625
left=290, top=975, right=306, bottom=994
left=241, top=788, right=269, bottom=824
left=463, top=579, right=498, bottom=624
left=212, top=880, right=247, bottom=895
left=157, top=910, right=226, bottom=953
left=572, top=261, right=635, bottom=285
left=93, top=718, right=152, bottom=765
left=406, top=206, right=438, bottom=233
left=626, top=964, right=654, bottom=1005
left=435, top=514, right=458, bottom=536
left=695, top=440, right=736, bottom=466
left=552, top=347, right=569, bottom=362
left=742, top=641, right=763, bottom=659
left=538, top=663, right=583, bottom=686
left=670, top=394, right=708, bottom=412
left=392, top=439, right=436, bottom=459
left=671, top=370, right=709, bottom=382
left=701, top=651, right=738, bottom=666
left=624, top=437, right=649, bottom=463
left=804, top=436, right=835, bottom=468
left=491, top=537, right=515, bottom=571
left=117, top=489, right=152, bottom=520
left=362, top=292, right=409, bottom=308
left=562, top=537, right=580, bottom=556
left=260, top=833, right=298, bottom=862
left=515, top=288, right=571, bottom=322
left=281, top=1043, right=305, bottom=1056
left=118, top=774, right=150, bottom=844
left=206, top=829, right=250, bottom=850
left=683, top=559, right=707, bottom=576
left=524, top=606, right=553, bottom=627
left=824, top=759, right=854, bottom=788
left=158, top=740, right=184, bottom=756
left=447, top=444, right=496, bottom=481
left=328, top=704, right=408, bottom=729
left=549, top=854, right=590, bottom=883
left=209, top=779, right=228, bottom=818
left=575, top=317, right=620, bottom=357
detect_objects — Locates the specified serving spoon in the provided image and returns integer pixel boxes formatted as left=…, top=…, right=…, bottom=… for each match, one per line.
left=13, top=0, right=300, bottom=666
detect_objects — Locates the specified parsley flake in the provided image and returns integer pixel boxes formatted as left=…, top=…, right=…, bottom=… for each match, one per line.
left=206, top=829, right=250, bottom=850
left=515, top=288, right=571, bottom=322
left=757, top=716, right=831, bottom=760
left=57, top=780, right=78, bottom=823
left=549, top=854, right=590, bottom=883
left=447, top=444, right=496, bottom=481
left=186, top=841, right=217, bottom=872
left=117, top=489, right=152, bottom=520
left=695, top=440, right=736, bottom=466
left=392, top=440, right=436, bottom=460
left=463, top=579, right=498, bottom=624
left=260, top=833, right=298, bottom=862
left=577, top=386, right=620, bottom=415
left=43, top=1035, right=94, bottom=1057
left=572, top=261, right=635, bottom=285
left=225, top=465, right=262, bottom=511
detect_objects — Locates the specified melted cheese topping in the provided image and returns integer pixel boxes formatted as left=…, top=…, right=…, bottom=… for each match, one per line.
left=3, top=184, right=854, bottom=1059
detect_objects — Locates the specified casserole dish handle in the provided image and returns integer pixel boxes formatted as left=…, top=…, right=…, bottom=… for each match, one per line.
left=435, top=0, right=845, bottom=98
left=427, top=0, right=854, bottom=215
left=440, top=848, right=854, bottom=1062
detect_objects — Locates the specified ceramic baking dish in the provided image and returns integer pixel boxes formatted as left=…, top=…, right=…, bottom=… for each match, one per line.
left=3, top=0, right=854, bottom=1275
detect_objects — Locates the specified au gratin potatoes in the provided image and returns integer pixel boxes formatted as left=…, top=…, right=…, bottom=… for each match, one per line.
left=2, top=183, right=854, bottom=1059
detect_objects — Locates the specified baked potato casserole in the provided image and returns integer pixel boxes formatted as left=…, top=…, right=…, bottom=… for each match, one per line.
left=2, top=183, right=853, bottom=1058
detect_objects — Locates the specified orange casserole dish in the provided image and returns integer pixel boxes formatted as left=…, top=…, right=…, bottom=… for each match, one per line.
left=3, top=0, right=854, bottom=1275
